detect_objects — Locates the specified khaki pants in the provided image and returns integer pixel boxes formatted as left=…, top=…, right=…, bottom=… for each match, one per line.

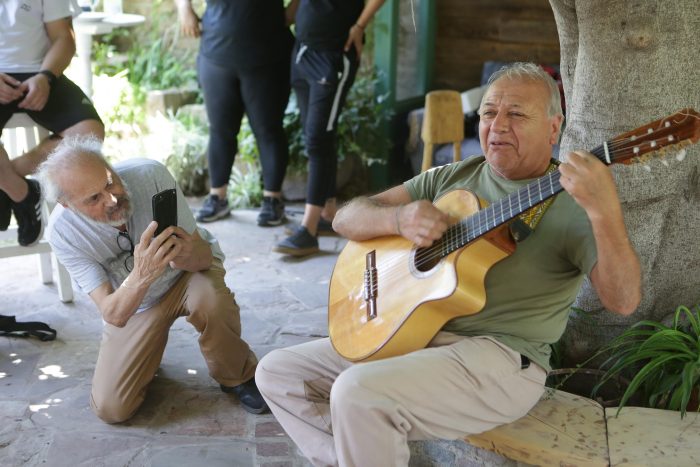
left=256, top=332, right=547, bottom=467
left=90, top=260, right=257, bottom=423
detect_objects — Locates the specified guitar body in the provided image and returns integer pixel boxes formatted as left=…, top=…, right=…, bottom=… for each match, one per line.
left=328, top=190, right=515, bottom=362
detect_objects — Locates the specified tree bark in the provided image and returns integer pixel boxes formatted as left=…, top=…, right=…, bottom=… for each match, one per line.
left=549, top=0, right=700, bottom=363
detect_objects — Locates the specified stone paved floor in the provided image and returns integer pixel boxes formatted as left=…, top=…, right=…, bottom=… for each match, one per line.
left=0, top=205, right=344, bottom=467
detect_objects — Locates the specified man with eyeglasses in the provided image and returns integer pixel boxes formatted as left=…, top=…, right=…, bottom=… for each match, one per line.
left=36, top=136, right=267, bottom=423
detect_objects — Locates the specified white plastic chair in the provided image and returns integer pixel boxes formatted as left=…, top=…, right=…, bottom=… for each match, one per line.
left=1, top=113, right=74, bottom=303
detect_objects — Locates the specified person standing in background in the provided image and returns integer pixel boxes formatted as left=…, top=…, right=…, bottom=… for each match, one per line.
left=274, top=0, right=386, bottom=257
left=175, top=0, right=294, bottom=227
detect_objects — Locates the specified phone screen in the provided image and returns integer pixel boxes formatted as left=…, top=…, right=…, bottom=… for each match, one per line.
left=152, top=188, right=177, bottom=236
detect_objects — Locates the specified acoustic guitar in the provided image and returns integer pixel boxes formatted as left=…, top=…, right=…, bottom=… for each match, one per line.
left=328, top=108, right=700, bottom=362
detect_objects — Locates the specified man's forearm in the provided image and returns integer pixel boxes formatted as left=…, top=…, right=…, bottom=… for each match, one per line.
left=174, top=0, right=193, bottom=15
left=356, top=0, right=386, bottom=28
left=590, top=216, right=642, bottom=315
left=333, top=197, right=399, bottom=241
left=93, top=278, right=151, bottom=327
left=42, top=24, right=75, bottom=76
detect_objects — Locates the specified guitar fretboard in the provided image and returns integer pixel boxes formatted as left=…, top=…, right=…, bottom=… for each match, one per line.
left=437, top=170, right=562, bottom=256
left=435, top=142, right=609, bottom=258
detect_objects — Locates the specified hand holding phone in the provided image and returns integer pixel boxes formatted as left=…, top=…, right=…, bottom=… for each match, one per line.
left=152, top=188, right=177, bottom=236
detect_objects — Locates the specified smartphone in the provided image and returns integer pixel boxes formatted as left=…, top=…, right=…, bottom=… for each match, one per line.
left=152, top=188, right=177, bottom=236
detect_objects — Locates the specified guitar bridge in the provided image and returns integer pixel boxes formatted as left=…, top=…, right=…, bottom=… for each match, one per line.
left=363, top=250, right=378, bottom=320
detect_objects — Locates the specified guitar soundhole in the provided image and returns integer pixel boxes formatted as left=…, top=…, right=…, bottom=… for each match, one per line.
left=414, top=246, right=441, bottom=272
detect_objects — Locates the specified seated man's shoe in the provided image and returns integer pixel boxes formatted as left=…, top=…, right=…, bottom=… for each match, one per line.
left=196, top=194, right=231, bottom=222
left=11, top=179, right=43, bottom=247
left=273, top=225, right=319, bottom=257
left=220, top=377, right=269, bottom=414
left=284, top=217, right=337, bottom=236
left=257, top=196, right=286, bottom=226
left=0, top=190, right=11, bottom=231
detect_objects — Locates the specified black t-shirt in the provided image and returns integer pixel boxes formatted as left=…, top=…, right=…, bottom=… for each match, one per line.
left=295, top=0, right=364, bottom=51
left=199, top=0, right=293, bottom=69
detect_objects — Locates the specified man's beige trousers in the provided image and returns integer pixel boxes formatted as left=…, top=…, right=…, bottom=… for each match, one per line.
left=256, top=332, right=547, bottom=467
left=90, top=260, right=257, bottom=423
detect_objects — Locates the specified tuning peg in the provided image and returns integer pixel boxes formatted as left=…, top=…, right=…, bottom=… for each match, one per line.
left=661, top=159, right=669, bottom=167
left=676, top=148, right=687, bottom=161
left=643, top=165, right=652, bottom=172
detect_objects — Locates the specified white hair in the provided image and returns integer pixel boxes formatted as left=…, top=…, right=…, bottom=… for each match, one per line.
left=481, top=62, right=564, bottom=118
left=35, top=135, right=107, bottom=204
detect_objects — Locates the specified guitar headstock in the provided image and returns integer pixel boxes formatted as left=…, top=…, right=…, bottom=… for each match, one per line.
left=603, top=108, right=699, bottom=166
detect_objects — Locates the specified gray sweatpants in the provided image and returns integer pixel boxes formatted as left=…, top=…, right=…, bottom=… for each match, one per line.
left=255, top=332, right=547, bottom=467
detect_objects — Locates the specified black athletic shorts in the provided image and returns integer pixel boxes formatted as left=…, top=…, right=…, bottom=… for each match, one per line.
left=0, top=72, right=102, bottom=133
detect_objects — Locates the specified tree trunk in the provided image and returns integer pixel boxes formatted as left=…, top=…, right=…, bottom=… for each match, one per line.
left=549, top=0, right=700, bottom=363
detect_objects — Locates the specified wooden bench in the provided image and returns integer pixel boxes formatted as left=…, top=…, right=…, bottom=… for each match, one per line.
left=465, top=388, right=700, bottom=466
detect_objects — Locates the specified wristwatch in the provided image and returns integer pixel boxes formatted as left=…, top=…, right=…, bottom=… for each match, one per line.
left=38, top=70, right=57, bottom=86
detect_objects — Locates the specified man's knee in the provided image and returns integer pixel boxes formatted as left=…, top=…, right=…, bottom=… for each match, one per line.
left=329, top=366, right=370, bottom=414
left=90, top=390, right=140, bottom=424
left=186, top=268, right=236, bottom=317
left=255, top=349, right=287, bottom=397
left=62, top=119, right=105, bottom=141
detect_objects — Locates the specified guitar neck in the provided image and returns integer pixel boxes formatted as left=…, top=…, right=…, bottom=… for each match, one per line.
left=440, top=169, right=564, bottom=257
left=436, top=107, right=700, bottom=258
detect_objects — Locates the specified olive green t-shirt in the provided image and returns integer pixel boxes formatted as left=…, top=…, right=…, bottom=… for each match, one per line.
left=404, top=157, right=597, bottom=371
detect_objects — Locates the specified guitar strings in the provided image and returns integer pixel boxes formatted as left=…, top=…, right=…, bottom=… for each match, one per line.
left=410, top=125, right=673, bottom=268
left=411, top=171, right=563, bottom=268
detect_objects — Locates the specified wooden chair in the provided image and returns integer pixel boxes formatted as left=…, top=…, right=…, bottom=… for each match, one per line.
left=1, top=113, right=74, bottom=303
left=420, top=90, right=465, bottom=172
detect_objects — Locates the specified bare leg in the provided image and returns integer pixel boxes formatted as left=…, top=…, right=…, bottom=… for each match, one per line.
left=262, top=190, right=282, bottom=199
left=301, top=203, right=323, bottom=236
left=0, top=145, right=28, bottom=202
left=321, top=197, right=336, bottom=222
left=210, top=185, right=228, bottom=198
left=11, top=119, right=104, bottom=176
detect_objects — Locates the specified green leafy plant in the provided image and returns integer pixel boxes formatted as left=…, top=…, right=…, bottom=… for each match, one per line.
left=593, top=304, right=700, bottom=418
left=163, top=111, right=209, bottom=196
left=336, top=68, right=392, bottom=167
left=228, top=163, right=264, bottom=209
left=237, top=117, right=261, bottom=166
left=282, top=97, right=306, bottom=174
left=89, top=4, right=199, bottom=139
left=124, top=35, right=197, bottom=91
left=92, top=29, right=130, bottom=77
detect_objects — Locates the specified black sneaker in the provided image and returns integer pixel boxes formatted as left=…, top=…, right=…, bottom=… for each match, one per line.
left=0, top=190, right=11, bottom=231
left=273, top=225, right=319, bottom=257
left=196, top=194, right=230, bottom=222
left=11, top=178, right=43, bottom=247
left=257, top=196, right=286, bottom=226
left=220, top=377, right=269, bottom=414
left=285, top=217, right=336, bottom=236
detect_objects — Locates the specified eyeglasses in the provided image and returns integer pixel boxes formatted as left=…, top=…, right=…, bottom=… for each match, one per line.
left=117, top=230, right=134, bottom=272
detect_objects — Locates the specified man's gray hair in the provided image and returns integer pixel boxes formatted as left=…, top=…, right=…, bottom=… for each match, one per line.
left=482, top=62, right=564, bottom=118
left=35, top=135, right=107, bottom=204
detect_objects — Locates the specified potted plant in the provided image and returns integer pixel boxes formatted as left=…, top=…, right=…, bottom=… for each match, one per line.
left=592, top=304, right=700, bottom=418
